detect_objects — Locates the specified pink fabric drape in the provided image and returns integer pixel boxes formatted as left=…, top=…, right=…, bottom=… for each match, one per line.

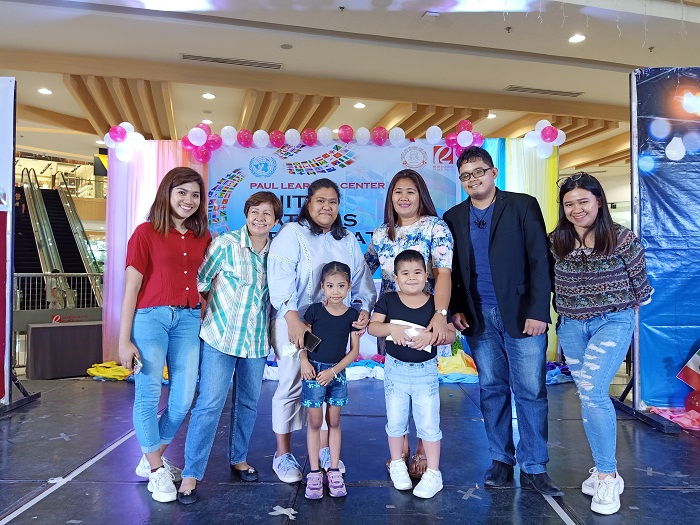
left=103, top=141, right=207, bottom=361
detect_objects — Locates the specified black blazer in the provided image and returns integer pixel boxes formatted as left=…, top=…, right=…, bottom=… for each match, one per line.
left=443, top=189, right=552, bottom=339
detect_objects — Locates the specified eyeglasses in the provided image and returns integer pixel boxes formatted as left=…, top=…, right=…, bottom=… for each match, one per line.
left=458, top=167, right=493, bottom=182
left=556, top=171, right=590, bottom=187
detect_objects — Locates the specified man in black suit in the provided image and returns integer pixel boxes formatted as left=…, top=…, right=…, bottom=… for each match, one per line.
left=443, top=146, right=561, bottom=496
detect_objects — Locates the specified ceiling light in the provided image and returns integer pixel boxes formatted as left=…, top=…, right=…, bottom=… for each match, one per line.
left=569, top=34, right=586, bottom=43
left=332, top=129, right=339, bottom=134
left=202, top=119, right=213, bottom=125
left=354, top=102, right=366, bottom=109
left=487, top=113, right=497, bottom=119
left=38, top=88, right=52, bottom=95
left=96, top=140, right=105, bottom=145
left=202, top=93, right=215, bottom=99
left=280, top=43, right=293, bottom=50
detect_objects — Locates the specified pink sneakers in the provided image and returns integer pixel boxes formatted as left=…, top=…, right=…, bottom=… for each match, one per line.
left=327, top=470, right=347, bottom=497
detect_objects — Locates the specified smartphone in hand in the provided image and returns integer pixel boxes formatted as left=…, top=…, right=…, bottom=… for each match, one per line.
left=132, top=356, right=143, bottom=375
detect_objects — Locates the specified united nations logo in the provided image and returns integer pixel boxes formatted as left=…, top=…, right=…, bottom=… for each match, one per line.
left=249, top=156, right=277, bottom=178
left=401, top=146, right=428, bottom=169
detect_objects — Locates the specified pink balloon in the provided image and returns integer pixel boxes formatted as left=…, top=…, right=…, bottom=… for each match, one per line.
left=204, top=133, right=222, bottom=151
left=301, top=128, right=317, bottom=147
left=269, top=130, right=285, bottom=148
left=237, top=129, right=253, bottom=148
left=472, top=132, right=485, bottom=147
left=196, top=122, right=212, bottom=136
left=338, top=124, right=354, bottom=144
left=456, top=119, right=473, bottom=133
left=181, top=135, right=195, bottom=151
left=109, top=125, right=127, bottom=143
left=371, top=126, right=388, bottom=146
left=540, top=126, right=558, bottom=143
left=454, top=145, right=466, bottom=157
left=445, top=132, right=459, bottom=149
left=193, top=146, right=211, bottom=163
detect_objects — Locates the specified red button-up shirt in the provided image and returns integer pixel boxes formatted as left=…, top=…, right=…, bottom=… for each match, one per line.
left=126, top=222, right=212, bottom=309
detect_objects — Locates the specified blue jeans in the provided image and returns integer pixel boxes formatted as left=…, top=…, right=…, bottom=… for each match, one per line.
left=182, top=341, right=266, bottom=480
left=466, top=306, right=549, bottom=474
left=557, top=309, right=634, bottom=474
left=384, top=355, right=442, bottom=442
left=132, top=305, right=201, bottom=453
left=301, top=360, right=348, bottom=408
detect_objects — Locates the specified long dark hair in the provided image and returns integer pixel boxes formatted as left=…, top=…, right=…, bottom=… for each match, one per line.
left=148, top=167, right=208, bottom=238
left=550, top=172, right=616, bottom=258
left=296, top=178, right=347, bottom=240
left=384, top=169, right=438, bottom=241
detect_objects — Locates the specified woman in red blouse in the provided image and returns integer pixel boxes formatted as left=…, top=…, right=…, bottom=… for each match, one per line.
left=118, top=167, right=211, bottom=503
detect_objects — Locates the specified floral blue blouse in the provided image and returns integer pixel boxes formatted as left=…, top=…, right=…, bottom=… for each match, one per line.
left=365, top=215, right=454, bottom=296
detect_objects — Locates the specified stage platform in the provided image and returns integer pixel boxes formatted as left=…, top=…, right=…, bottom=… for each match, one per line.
left=0, top=376, right=698, bottom=524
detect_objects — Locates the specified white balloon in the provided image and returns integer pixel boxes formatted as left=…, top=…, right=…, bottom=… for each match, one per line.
left=253, top=129, right=270, bottom=148
left=188, top=127, right=207, bottom=147
left=389, top=127, right=406, bottom=147
left=536, top=142, right=554, bottom=159
left=127, top=131, right=145, bottom=144
left=318, top=127, right=333, bottom=146
left=355, top=127, right=370, bottom=145
left=665, top=136, right=686, bottom=161
left=552, top=129, right=567, bottom=147
left=457, top=130, right=473, bottom=148
left=535, top=119, right=551, bottom=133
left=523, top=130, right=540, bottom=148
left=103, top=132, right=116, bottom=149
left=285, top=129, right=301, bottom=147
left=115, top=142, right=134, bottom=162
left=119, top=121, right=135, bottom=134
left=426, top=125, right=442, bottom=145
left=221, top=126, right=237, bottom=146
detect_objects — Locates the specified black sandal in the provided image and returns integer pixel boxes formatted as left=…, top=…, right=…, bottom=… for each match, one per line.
left=231, top=465, right=259, bottom=482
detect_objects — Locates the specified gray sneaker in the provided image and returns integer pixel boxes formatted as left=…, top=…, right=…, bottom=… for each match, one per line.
left=272, top=452, right=302, bottom=483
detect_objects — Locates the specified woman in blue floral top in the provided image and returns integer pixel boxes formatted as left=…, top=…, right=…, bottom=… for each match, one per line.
left=550, top=172, right=652, bottom=517
left=365, top=168, right=454, bottom=478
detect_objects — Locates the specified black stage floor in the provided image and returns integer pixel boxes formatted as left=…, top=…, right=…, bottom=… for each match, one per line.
left=1, top=376, right=698, bottom=524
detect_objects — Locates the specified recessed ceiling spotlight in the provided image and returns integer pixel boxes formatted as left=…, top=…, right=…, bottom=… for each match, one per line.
left=487, top=113, right=497, bottom=119
left=354, top=102, right=366, bottom=109
left=202, top=93, right=215, bottom=99
left=569, top=34, right=586, bottom=43
left=280, top=43, right=293, bottom=50
left=96, top=140, right=105, bottom=145
left=38, top=88, right=52, bottom=95
left=202, top=119, right=213, bottom=125
left=332, top=129, right=339, bottom=134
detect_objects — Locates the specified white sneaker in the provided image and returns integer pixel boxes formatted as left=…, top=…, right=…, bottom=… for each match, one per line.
left=583, top=467, right=624, bottom=496
left=147, top=466, right=177, bottom=503
left=135, top=454, right=182, bottom=483
left=591, top=473, right=623, bottom=515
left=272, top=453, right=303, bottom=483
left=319, top=447, right=346, bottom=474
left=389, top=459, right=412, bottom=490
left=413, top=468, right=443, bottom=499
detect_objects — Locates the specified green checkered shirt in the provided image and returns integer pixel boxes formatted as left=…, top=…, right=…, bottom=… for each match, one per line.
left=197, top=226, right=270, bottom=357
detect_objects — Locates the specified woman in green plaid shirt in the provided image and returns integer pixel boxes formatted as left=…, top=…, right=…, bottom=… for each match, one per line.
left=177, top=191, right=282, bottom=505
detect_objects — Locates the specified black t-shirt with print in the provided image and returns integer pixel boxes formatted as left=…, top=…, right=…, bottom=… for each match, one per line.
left=374, top=292, right=436, bottom=363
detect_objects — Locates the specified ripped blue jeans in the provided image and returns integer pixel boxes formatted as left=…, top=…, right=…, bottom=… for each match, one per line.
left=557, top=309, right=635, bottom=474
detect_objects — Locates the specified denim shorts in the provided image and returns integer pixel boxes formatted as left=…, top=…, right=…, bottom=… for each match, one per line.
left=301, top=360, right=348, bottom=408
left=384, top=355, right=442, bottom=442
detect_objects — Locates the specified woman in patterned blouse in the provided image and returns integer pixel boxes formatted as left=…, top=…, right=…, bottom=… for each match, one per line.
left=550, top=172, right=653, bottom=517
left=365, top=169, right=454, bottom=479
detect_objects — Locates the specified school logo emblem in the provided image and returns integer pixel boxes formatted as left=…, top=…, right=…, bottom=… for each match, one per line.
left=249, top=156, right=277, bottom=178
left=433, top=146, right=456, bottom=171
left=401, top=146, right=427, bottom=169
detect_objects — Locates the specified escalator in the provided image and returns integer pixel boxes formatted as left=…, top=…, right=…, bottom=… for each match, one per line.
left=40, top=188, right=99, bottom=308
left=12, top=187, right=44, bottom=310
